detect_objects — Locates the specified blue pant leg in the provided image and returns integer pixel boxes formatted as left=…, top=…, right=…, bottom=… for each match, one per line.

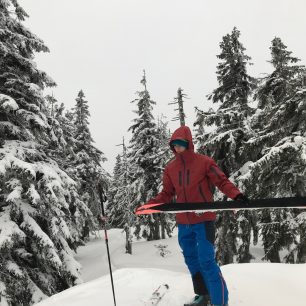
left=194, top=223, right=228, bottom=305
left=178, top=224, right=201, bottom=276
left=178, top=224, right=209, bottom=296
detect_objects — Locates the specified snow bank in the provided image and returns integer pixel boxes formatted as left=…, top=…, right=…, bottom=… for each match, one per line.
left=34, top=228, right=306, bottom=306
left=34, top=263, right=306, bottom=306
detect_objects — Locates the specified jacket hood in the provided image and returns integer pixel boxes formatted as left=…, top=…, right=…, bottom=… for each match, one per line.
left=170, top=125, right=194, bottom=153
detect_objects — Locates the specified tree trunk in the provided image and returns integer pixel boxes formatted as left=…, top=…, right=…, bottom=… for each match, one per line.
left=125, top=227, right=132, bottom=254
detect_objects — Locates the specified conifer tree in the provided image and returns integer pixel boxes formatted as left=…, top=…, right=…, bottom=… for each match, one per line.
left=206, top=27, right=256, bottom=174
left=0, top=2, right=92, bottom=304
left=195, top=27, right=257, bottom=264
left=169, top=87, right=187, bottom=126
left=239, top=38, right=306, bottom=263
left=155, top=115, right=174, bottom=239
left=194, top=107, right=214, bottom=155
left=110, top=141, right=135, bottom=254
left=108, top=113, right=173, bottom=254
left=44, top=95, right=68, bottom=165
left=107, top=153, right=125, bottom=229
left=128, top=71, right=172, bottom=240
left=66, top=90, right=109, bottom=236
left=209, top=27, right=256, bottom=109
left=256, top=37, right=304, bottom=109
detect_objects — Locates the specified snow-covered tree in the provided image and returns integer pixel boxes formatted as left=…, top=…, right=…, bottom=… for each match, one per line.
left=202, top=27, right=256, bottom=175
left=255, top=37, right=305, bottom=109
left=107, top=111, right=173, bottom=254
left=107, top=153, right=126, bottom=229
left=154, top=115, right=174, bottom=239
left=208, top=27, right=256, bottom=110
left=108, top=141, right=135, bottom=254
left=0, top=2, right=95, bottom=305
left=44, top=95, right=69, bottom=165
left=238, top=38, right=306, bottom=263
left=66, top=90, right=109, bottom=235
left=194, top=107, right=215, bottom=155
left=195, top=28, right=257, bottom=264
left=127, top=71, right=173, bottom=241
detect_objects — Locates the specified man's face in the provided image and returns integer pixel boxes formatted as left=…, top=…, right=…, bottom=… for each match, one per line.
left=173, top=145, right=186, bottom=154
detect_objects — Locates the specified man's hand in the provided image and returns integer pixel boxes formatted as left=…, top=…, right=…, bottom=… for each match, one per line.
left=235, top=194, right=250, bottom=205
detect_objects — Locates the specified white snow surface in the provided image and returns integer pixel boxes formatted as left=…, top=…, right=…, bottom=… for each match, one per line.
left=34, top=229, right=306, bottom=306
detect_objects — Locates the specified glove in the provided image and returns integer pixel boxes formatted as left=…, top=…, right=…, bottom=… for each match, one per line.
left=235, top=194, right=249, bottom=205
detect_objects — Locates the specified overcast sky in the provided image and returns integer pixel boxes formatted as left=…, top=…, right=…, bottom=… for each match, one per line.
left=19, top=0, right=306, bottom=173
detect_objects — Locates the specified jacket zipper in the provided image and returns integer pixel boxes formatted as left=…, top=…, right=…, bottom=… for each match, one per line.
left=198, top=184, right=207, bottom=202
left=187, top=169, right=190, bottom=185
left=179, top=171, right=182, bottom=186
left=180, top=156, right=190, bottom=224
left=180, top=156, right=188, bottom=202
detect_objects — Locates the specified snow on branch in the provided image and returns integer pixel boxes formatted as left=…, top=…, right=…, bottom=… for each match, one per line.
left=20, top=213, right=62, bottom=267
left=0, top=94, right=19, bottom=111
left=0, top=207, right=26, bottom=249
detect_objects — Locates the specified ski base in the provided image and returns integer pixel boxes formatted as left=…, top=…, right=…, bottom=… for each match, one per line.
left=136, top=197, right=306, bottom=215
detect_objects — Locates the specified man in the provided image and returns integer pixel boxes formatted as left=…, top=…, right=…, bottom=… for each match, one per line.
left=147, top=126, right=247, bottom=306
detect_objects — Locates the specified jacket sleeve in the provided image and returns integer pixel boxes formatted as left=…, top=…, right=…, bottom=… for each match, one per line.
left=147, top=167, right=175, bottom=204
left=206, top=158, right=242, bottom=200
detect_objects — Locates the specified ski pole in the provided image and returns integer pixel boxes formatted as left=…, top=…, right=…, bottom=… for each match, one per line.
left=97, top=183, right=117, bottom=306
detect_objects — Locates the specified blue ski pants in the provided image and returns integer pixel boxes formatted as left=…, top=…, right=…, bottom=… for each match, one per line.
left=178, top=222, right=228, bottom=305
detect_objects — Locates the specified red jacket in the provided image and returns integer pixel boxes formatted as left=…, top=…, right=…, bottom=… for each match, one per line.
left=149, top=126, right=242, bottom=224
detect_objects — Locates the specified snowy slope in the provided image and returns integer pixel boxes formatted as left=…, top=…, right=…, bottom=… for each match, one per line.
left=34, top=230, right=306, bottom=306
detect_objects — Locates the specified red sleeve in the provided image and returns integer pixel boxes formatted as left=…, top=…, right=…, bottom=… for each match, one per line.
left=206, top=158, right=242, bottom=200
left=147, top=167, right=175, bottom=204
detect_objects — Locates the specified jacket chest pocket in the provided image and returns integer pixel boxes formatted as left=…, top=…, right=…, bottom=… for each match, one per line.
left=187, top=169, right=190, bottom=185
left=178, top=169, right=190, bottom=186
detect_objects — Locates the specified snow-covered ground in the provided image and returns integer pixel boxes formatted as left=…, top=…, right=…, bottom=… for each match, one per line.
left=35, top=229, right=306, bottom=306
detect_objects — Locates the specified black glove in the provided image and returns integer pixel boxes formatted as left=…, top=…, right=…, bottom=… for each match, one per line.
left=235, top=194, right=249, bottom=205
